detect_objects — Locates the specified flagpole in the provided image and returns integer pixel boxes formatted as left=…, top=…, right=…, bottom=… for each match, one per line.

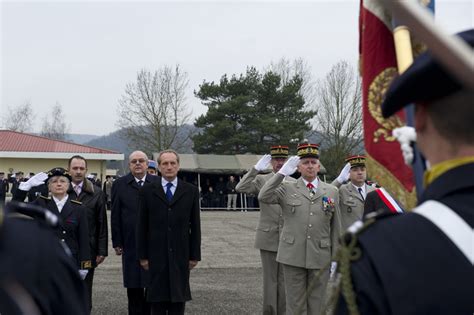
left=391, top=19, right=426, bottom=202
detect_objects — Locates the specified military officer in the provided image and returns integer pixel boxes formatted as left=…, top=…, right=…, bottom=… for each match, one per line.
left=0, top=201, right=88, bottom=315
left=335, top=29, right=474, bottom=314
left=12, top=168, right=92, bottom=274
left=259, top=143, right=342, bottom=315
left=335, top=156, right=375, bottom=230
left=236, top=145, right=294, bottom=315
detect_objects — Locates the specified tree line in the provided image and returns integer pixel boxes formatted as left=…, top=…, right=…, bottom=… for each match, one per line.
left=2, top=58, right=362, bottom=178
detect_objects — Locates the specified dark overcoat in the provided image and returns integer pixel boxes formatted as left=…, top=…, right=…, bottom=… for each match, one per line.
left=111, top=173, right=159, bottom=288
left=68, top=179, right=108, bottom=267
left=336, top=163, right=474, bottom=314
left=136, top=178, right=201, bottom=302
left=12, top=189, right=91, bottom=269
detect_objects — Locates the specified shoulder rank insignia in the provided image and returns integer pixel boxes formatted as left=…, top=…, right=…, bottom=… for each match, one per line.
left=39, top=195, right=51, bottom=201
left=71, top=199, right=82, bottom=205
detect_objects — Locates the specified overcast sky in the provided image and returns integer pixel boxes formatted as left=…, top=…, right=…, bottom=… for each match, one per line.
left=1, top=0, right=472, bottom=136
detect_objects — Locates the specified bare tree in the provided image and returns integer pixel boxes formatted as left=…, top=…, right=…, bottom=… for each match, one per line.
left=4, top=101, right=35, bottom=132
left=117, top=65, right=192, bottom=154
left=40, top=103, right=70, bottom=140
left=266, top=57, right=317, bottom=109
left=313, top=60, right=363, bottom=178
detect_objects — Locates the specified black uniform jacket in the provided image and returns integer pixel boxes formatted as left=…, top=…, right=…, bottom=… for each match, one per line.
left=111, top=173, right=159, bottom=288
left=136, top=178, right=201, bottom=303
left=336, top=163, right=474, bottom=314
left=0, top=216, right=88, bottom=315
left=68, top=179, right=108, bottom=267
left=13, top=189, right=91, bottom=269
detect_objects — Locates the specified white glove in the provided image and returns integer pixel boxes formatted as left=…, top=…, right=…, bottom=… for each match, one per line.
left=18, top=172, right=48, bottom=191
left=278, top=156, right=300, bottom=176
left=330, top=261, right=337, bottom=279
left=336, top=163, right=351, bottom=184
left=254, top=154, right=271, bottom=171
left=393, top=126, right=417, bottom=166
left=78, top=269, right=89, bottom=280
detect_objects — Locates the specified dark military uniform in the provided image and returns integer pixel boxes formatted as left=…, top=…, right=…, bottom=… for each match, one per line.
left=336, top=163, right=474, bottom=314
left=0, top=203, right=88, bottom=315
left=13, top=189, right=92, bottom=270
left=336, top=29, right=474, bottom=315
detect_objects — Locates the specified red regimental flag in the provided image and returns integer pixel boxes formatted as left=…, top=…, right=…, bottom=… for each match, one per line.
left=359, top=0, right=416, bottom=209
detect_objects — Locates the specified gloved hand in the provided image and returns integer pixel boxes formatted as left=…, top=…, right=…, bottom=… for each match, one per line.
left=336, top=163, right=351, bottom=184
left=393, top=126, right=417, bottom=166
left=18, top=172, right=48, bottom=191
left=254, top=154, right=271, bottom=171
left=278, top=156, right=300, bottom=176
left=78, top=269, right=89, bottom=280
left=330, top=261, right=338, bottom=279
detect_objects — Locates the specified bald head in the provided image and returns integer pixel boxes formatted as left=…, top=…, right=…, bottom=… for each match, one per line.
left=129, top=151, right=148, bottom=178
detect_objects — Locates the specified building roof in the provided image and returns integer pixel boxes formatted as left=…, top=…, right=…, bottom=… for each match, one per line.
left=0, top=130, right=124, bottom=160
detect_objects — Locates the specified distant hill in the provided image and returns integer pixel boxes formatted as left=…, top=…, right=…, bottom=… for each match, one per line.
left=66, top=133, right=101, bottom=145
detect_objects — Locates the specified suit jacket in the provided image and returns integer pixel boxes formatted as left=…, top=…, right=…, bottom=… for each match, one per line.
left=236, top=167, right=295, bottom=252
left=68, top=179, right=108, bottom=267
left=259, top=174, right=342, bottom=269
left=12, top=189, right=91, bottom=269
left=136, top=177, right=201, bottom=302
left=338, top=183, right=375, bottom=230
left=0, top=179, right=8, bottom=197
left=336, top=162, right=474, bottom=315
left=111, top=173, right=159, bottom=288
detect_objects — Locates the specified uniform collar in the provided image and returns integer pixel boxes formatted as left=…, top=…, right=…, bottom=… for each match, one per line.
left=424, top=156, right=474, bottom=187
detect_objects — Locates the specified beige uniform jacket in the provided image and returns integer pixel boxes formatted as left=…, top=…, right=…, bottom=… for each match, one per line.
left=259, top=174, right=342, bottom=269
left=338, top=183, right=376, bottom=231
left=236, top=167, right=295, bottom=252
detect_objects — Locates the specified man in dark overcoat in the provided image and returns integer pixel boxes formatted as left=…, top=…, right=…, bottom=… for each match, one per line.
left=137, top=149, right=201, bottom=315
left=111, top=150, right=158, bottom=315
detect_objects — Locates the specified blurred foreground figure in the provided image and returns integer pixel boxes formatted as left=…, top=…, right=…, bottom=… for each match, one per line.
left=335, top=30, right=474, bottom=315
left=0, top=201, right=87, bottom=315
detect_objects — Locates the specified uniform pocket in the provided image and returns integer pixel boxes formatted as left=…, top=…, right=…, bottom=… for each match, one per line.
left=257, top=225, right=271, bottom=232
left=319, top=239, right=331, bottom=248
left=281, top=233, right=295, bottom=244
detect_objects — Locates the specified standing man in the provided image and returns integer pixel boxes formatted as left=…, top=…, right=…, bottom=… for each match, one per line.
left=112, top=151, right=158, bottom=315
left=137, top=149, right=201, bottom=315
left=336, top=30, right=474, bottom=314
left=215, top=177, right=226, bottom=208
left=259, top=143, right=342, bottom=315
left=0, top=172, right=8, bottom=208
left=147, top=160, right=157, bottom=175
left=335, top=155, right=375, bottom=230
left=103, top=176, right=113, bottom=210
left=68, top=155, right=108, bottom=313
left=236, top=145, right=292, bottom=315
left=226, top=175, right=238, bottom=210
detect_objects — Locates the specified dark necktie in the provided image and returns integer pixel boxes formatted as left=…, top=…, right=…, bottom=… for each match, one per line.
left=166, top=182, right=173, bottom=202
left=138, top=180, right=143, bottom=187
left=358, top=187, right=365, bottom=200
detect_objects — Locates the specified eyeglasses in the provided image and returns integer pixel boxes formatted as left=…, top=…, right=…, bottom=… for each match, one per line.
left=130, top=159, right=147, bottom=164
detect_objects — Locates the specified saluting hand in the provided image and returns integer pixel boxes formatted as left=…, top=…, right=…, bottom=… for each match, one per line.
left=254, top=154, right=271, bottom=171
left=278, top=156, right=300, bottom=176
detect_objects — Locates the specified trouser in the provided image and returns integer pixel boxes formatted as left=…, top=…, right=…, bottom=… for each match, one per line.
left=260, top=250, right=286, bottom=315
left=84, top=267, right=95, bottom=313
left=227, top=194, right=237, bottom=209
left=282, top=264, right=330, bottom=315
left=127, top=288, right=150, bottom=315
left=151, top=301, right=185, bottom=315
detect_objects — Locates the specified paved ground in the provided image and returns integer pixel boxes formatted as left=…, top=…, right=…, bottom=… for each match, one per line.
left=92, top=211, right=264, bottom=314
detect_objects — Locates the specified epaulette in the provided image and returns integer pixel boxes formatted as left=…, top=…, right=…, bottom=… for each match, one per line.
left=39, top=195, right=51, bottom=201
left=71, top=199, right=82, bottom=205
